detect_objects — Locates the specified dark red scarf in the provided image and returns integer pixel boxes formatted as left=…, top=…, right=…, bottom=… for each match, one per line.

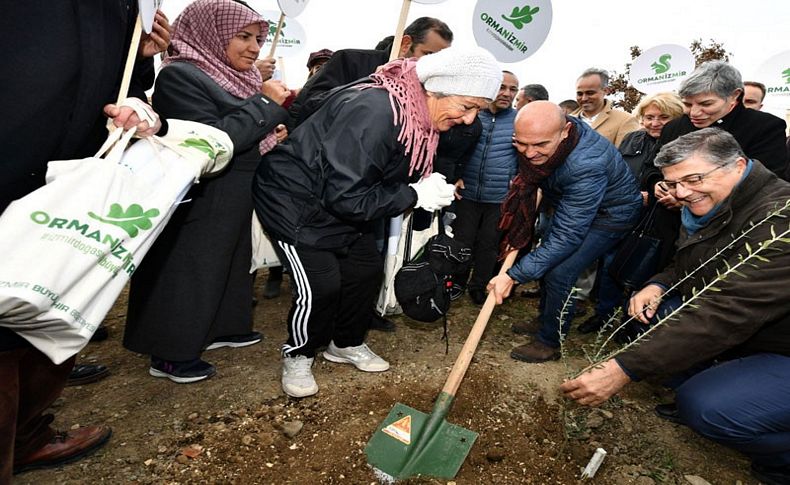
left=498, top=121, right=580, bottom=258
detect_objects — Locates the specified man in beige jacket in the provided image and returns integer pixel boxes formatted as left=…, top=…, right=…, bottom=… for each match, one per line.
left=571, top=68, right=639, bottom=148
left=568, top=68, right=640, bottom=315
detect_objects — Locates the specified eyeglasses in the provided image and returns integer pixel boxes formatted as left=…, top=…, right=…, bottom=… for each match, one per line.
left=660, top=165, right=725, bottom=191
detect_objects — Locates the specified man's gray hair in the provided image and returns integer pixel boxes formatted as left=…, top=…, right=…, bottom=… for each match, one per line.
left=654, top=128, right=746, bottom=168
left=579, top=68, right=609, bottom=88
left=521, top=84, right=549, bottom=101
left=678, top=61, right=743, bottom=100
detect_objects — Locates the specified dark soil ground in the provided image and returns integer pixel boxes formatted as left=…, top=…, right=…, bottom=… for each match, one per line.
left=17, top=274, right=756, bottom=484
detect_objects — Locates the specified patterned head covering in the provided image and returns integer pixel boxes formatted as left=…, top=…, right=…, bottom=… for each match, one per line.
left=163, top=0, right=268, bottom=99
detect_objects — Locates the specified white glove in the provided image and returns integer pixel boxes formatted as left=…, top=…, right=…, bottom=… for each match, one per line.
left=410, top=172, right=455, bottom=211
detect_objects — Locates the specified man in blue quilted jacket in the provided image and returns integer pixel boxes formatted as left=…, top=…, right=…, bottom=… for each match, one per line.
left=452, top=71, right=519, bottom=304
left=488, top=101, right=642, bottom=362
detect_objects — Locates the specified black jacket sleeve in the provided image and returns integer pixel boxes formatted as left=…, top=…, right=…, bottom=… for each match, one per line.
left=153, top=65, right=288, bottom=154
left=319, top=97, right=417, bottom=222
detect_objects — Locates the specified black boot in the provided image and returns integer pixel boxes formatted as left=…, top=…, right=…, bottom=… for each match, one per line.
left=369, top=314, right=396, bottom=332
left=751, top=462, right=790, bottom=485
left=654, top=402, right=684, bottom=424
left=577, top=314, right=605, bottom=334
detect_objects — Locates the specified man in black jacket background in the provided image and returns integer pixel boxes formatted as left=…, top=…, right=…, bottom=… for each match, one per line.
left=0, top=3, right=168, bottom=478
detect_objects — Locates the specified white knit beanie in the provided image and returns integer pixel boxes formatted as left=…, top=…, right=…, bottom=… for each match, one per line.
left=415, top=46, right=502, bottom=100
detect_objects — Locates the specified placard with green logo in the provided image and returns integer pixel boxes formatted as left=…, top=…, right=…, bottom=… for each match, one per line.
left=629, top=44, right=695, bottom=94
left=261, top=9, right=307, bottom=56
left=277, top=0, right=309, bottom=17
left=754, top=50, right=790, bottom=102
left=138, top=0, right=163, bottom=34
left=472, top=0, right=552, bottom=63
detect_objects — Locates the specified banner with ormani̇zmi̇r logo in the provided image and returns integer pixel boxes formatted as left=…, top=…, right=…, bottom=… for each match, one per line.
left=629, top=44, right=695, bottom=95
left=754, top=50, right=790, bottom=102
left=260, top=9, right=307, bottom=56
left=472, top=0, right=552, bottom=63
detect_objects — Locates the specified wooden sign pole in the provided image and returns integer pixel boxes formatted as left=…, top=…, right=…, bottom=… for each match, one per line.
left=268, top=12, right=286, bottom=58
left=388, top=0, right=411, bottom=61
left=116, top=13, right=144, bottom=105
left=277, top=56, right=287, bottom=84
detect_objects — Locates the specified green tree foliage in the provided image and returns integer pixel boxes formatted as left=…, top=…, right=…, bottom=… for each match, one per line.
left=609, top=40, right=732, bottom=112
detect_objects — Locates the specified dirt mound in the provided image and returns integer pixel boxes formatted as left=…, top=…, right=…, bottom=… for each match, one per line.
left=17, top=276, right=752, bottom=484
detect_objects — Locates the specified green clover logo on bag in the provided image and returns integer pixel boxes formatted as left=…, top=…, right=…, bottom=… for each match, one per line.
left=88, top=203, right=160, bottom=238
left=501, top=5, right=540, bottom=30
left=783, top=68, right=790, bottom=84
left=179, top=137, right=227, bottom=161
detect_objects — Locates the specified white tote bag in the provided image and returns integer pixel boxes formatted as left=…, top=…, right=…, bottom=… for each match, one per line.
left=250, top=212, right=281, bottom=271
left=0, top=122, right=232, bottom=363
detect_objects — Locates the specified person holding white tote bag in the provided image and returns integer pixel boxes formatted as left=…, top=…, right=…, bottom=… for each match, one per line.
left=0, top=2, right=169, bottom=478
left=123, top=0, right=290, bottom=384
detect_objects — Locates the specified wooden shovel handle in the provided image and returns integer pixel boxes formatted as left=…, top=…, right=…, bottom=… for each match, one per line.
left=441, top=249, right=519, bottom=397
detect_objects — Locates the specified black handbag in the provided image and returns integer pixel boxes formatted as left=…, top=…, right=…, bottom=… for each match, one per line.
left=394, top=213, right=471, bottom=323
left=608, top=202, right=663, bottom=289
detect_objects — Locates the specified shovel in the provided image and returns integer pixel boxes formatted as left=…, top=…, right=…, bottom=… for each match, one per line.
left=365, top=250, right=519, bottom=481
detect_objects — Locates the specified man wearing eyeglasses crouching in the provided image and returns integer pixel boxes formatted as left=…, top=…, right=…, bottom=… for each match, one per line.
left=562, top=128, right=790, bottom=485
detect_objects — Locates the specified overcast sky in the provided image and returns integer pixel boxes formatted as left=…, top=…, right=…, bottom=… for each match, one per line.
left=161, top=0, right=790, bottom=120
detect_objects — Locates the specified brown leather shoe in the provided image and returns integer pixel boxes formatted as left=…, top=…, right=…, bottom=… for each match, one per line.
left=13, top=426, right=112, bottom=474
left=511, top=320, right=541, bottom=336
left=510, top=341, right=560, bottom=363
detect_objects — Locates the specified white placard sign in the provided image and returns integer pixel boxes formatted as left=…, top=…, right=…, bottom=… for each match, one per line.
left=261, top=10, right=306, bottom=56
left=138, top=0, right=163, bottom=34
left=472, top=0, right=552, bottom=63
left=629, top=44, right=695, bottom=94
left=413, top=0, right=448, bottom=4
left=754, top=50, right=790, bottom=103
left=277, top=0, right=309, bottom=17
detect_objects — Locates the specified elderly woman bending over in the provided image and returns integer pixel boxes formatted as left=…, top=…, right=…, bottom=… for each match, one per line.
left=253, top=47, right=502, bottom=398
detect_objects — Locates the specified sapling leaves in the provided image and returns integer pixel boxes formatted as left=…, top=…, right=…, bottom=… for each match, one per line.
left=575, top=200, right=790, bottom=378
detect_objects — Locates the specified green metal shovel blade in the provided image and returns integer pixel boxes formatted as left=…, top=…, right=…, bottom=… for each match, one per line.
left=365, top=394, right=478, bottom=480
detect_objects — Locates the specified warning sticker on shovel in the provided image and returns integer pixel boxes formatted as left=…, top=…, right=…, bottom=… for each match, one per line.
left=382, top=415, right=412, bottom=445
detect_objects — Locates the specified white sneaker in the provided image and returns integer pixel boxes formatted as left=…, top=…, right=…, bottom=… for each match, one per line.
left=323, top=341, right=390, bottom=372
left=282, top=355, right=318, bottom=398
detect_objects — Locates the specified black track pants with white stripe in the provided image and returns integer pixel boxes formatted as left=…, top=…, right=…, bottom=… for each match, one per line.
left=272, top=232, right=384, bottom=358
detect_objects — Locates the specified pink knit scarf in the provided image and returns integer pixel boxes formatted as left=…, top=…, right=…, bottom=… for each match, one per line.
left=361, top=58, right=439, bottom=176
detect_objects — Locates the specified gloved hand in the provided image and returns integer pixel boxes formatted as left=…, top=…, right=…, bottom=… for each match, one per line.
left=410, top=172, right=455, bottom=211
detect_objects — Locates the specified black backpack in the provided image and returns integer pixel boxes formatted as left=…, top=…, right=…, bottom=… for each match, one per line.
left=395, top=213, right=471, bottom=323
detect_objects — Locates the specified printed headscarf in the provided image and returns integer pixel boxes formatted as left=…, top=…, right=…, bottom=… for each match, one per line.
left=163, top=0, right=267, bottom=100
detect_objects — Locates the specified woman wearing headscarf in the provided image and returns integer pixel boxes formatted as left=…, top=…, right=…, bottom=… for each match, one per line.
left=253, top=46, right=503, bottom=398
left=124, top=0, right=290, bottom=383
